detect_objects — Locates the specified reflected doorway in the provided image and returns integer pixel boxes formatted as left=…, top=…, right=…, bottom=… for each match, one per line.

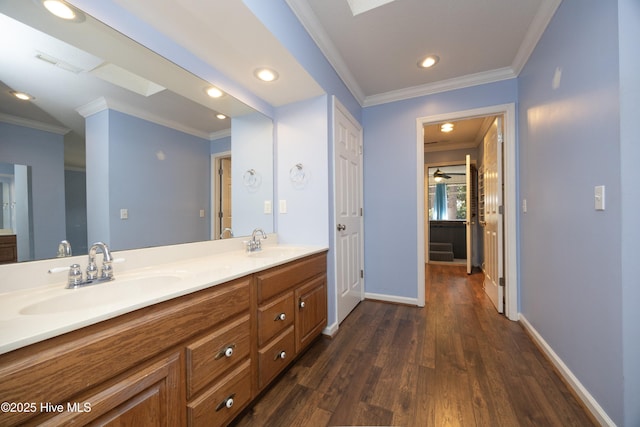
left=212, top=153, right=232, bottom=240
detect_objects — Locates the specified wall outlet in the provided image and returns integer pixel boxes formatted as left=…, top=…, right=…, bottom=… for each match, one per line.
left=120, top=208, right=128, bottom=220
left=199, top=209, right=205, bottom=218
left=264, top=200, right=272, bottom=214
left=279, top=199, right=287, bottom=214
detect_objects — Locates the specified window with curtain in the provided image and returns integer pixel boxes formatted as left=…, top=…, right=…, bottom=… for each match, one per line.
left=427, top=164, right=467, bottom=221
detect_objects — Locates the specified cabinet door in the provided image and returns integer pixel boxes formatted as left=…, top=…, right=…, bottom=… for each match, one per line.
left=41, top=352, right=185, bottom=426
left=295, top=275, right=327, bottom=353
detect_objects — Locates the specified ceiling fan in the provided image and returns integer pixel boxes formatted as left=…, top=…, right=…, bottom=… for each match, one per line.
left=433, top=168, right=465, bottom=182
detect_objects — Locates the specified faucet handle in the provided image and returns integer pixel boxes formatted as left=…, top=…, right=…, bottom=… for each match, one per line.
left=86, top=261, right=99, bottom=281
left=67, top=264, right=83, bottom=288
left=101, top=261, right=113, bottom=280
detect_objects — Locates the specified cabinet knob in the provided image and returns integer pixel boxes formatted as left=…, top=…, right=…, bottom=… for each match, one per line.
left=275, top=350, right=286, bottom=360
left=214, top=344, right=236, bottom=360
left=215, top=394, right=236, bottom=411
left=299, top=300, right=306, bottom=309
left=275, top=312, right=286, bottom=321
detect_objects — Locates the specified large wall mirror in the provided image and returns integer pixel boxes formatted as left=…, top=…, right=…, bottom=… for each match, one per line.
left=0, top=0, right=274, bottom=263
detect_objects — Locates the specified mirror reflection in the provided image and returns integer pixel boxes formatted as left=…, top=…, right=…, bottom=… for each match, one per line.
left=0, top=0, right=274, bottom=263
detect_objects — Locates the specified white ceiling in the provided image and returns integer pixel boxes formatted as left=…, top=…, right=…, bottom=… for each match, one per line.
left=286, top=0, right=561, bottom=106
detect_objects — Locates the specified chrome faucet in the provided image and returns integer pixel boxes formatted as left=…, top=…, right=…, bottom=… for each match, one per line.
left=87, top=242, right=114, bottom=282
left=61, top=242, right=115, bottom=288
left=56, top=240, right=72, bottom=257
left=246, top=228, right=267, bottom=252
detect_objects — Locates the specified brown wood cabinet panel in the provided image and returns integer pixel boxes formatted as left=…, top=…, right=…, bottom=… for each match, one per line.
left=186, top=314, right=251, bottom=399
left=295, top=275, right=328, bottom=353
left=0, top=234, right=17, bottom=264
left=187, top=360, right=252, bottom=427
left=0, top=276, right=250, bottom=426
left=255, top=253, right=325, bottom=303
left=34, top=352, right=184, bottom=427
left=257, top=292, right=294, bottom=346
left=258, top=326, right=295, bottom=389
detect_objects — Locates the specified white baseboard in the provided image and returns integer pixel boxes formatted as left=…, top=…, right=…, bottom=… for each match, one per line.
left=519, top=314, right=616, bottom=427
left=364, top=292, right=419, bottom=306
left=322, top=321, right=339, bottom=337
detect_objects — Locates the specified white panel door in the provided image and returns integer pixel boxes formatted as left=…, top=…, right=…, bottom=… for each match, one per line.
left=483, top=118, right=504, bottom=313
left=334, top=100, right=364, bottom=325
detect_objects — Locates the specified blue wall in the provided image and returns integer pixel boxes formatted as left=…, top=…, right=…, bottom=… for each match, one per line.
left=362, top=80, right=517, bottom=300
left=0, top=122, right=65, bottom=260
left=518, top=0, right=624, bottom=423
left=86, top=110, right=210, bottom=251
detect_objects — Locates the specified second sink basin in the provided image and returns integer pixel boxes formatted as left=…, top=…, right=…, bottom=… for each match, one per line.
left=19, top=274, right=184, bottom=316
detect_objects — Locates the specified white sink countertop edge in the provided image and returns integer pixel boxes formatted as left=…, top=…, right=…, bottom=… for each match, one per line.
left=0, top=244, right=327, bottom=356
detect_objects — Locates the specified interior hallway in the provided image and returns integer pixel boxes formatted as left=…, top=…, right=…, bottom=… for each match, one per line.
left=232, top=264, right=596, bottom=426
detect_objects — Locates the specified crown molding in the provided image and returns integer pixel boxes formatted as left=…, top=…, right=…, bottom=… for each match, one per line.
left=285, top=0, right=365, bottom=105
left=76, top=97, right=218, bottom=141
left=0, top=113, right=70, bottom=135
left=363, top=67, right=517, bottom=107
left=511, top=0, right=562, bottom=74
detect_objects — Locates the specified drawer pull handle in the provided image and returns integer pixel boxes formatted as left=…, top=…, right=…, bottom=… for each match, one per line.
left=275, top=350, right=286, bottom=360
left=274, top=312, right=286, bottom=321
left=299, top=300, right=306, bottom=309
left=215, top=394, right=236, bottom=412
left=214, top=344, right=236, bottom=360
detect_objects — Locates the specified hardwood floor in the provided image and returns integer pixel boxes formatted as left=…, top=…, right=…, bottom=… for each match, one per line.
left=232, top=264, right=596, bottom=427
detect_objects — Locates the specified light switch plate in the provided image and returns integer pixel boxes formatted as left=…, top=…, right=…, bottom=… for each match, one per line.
left=279, top=200, right=287, bottom=214
left=264, top=200, right=272, bottom=214
left=120, top=208, right=128, bottom=220
left=595, top=185, right=605, bottom=211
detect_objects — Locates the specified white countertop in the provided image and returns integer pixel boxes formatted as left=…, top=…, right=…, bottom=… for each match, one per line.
left=0, top=243, right=327, bottom=355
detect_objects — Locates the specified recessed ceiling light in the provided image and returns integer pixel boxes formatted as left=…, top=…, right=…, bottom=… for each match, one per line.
left=216, top=114, right=227, bottom=120
left=440, top=123, right=454, bottom=133
left=418, top=55, right=440, bottom=69
left=42, top=0, right=84, bottom=22
left=254, top=68, right=279, bottom=82
left=206, top=87, right=224, bottom=98
left=10, top=91, right=34, bottom=101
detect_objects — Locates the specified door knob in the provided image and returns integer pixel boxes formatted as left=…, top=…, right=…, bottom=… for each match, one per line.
left=337, top=224, right=346, bottom=231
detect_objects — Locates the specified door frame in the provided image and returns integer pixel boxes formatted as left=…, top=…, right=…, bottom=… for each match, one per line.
left=416, top=103, right=518, bottom=321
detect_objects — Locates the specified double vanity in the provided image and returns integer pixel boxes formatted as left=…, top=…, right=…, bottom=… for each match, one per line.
left=0, top=238, right=328, bottom=426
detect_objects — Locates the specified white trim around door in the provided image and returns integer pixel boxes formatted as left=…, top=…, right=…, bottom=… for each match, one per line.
left=416, top=103, right=518, bottom=321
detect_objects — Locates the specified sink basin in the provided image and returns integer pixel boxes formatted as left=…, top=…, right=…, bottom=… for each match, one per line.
left=19, top=274, right=183, bottom=316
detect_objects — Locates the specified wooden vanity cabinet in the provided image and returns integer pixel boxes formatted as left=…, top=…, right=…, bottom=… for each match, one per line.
left=0, top=252, right=327, bottom=426
left=0, top=276, right=251, bottom=426
left=255, top=253, right=327, bottom=391
left=0, top=234, right=17, bottom=264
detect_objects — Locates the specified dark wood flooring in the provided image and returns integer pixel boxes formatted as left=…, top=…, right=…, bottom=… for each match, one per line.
left=232, top=264, right=596, bottom=426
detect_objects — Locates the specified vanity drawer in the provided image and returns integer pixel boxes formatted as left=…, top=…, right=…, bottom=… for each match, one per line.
left=257, top=292, right=294, bottom=346
left=255, top=253, right=326, bottom=303
left=258, top=326, right=295, bottom=389
left=186, top=314, right=250, bottom=398
left=187, top=360, right=251, bottom=427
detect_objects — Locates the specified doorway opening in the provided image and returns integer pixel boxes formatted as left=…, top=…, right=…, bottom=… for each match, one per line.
left=426, top=162, right=475, bottom=267
left=416, top=104, right=518, bottom=321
